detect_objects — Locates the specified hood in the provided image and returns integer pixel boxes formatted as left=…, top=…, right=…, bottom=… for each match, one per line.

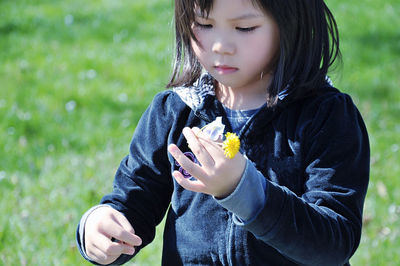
left=173, top=73, right=215, bottom=112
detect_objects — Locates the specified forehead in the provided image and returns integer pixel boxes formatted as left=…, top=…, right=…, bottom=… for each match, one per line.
left=194, top=0, right=264, bottom=18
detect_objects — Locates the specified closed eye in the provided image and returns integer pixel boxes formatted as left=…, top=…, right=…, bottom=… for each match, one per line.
left=194, top=21, right=213, bottom=29
left=236, top=26, right=258, bottom=32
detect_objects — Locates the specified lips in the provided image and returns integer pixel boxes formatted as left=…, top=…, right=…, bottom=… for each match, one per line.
left=214, top=65, right=238, bottom=74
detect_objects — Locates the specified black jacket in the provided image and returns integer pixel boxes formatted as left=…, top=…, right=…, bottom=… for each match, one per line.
left=77, top=73, right=369, bottom=265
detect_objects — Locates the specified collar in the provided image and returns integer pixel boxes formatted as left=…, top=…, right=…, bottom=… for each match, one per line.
left=173, top=73, right=215, bottom=112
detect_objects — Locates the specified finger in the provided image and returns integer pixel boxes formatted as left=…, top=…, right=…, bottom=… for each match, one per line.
left=87, top=244, right=110, bottom=264
left=191, top=127, right=203, bottom=136
left=87, top=235, right=119, bottom=264
left=111, top=212, right=143, bottom=246
left=193, top=127, right=220, bottom=143
left=168, top=144, right=208, bottom=181
left=94, top=233, right=135, bottom=256
left=103, top=218, right=142, bottom=247
left=197, top=136, right=225, bottom=159
left=108, top=226, right=142, bottom=248
left=172, top=170, right=207, bottom=193
left=119, top=243, right=137, bottom=255
left=192, top=128, right=228, bottom=164
left=111, top=211, right=135, bottom=234
left=182, top=127, right=215, bottom=167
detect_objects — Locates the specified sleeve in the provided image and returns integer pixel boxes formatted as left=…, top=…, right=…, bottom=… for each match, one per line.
left=76, top=91, right=176, bottom=265
left=215, top=160, right=267, bottom=222
left=224, top=93, right=369, bottom=265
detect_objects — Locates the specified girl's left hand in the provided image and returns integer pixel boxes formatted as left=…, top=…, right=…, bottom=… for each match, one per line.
left=168, top=127, right=246, bottom=198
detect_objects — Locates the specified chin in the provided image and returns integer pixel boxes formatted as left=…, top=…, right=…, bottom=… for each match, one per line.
left=217, top=78, right=253, bottom=90
left=211, top=73, right=240, bottom=86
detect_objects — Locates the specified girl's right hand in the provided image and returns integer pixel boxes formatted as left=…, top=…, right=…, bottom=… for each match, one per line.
left=84, top=206, right=143, bottom=265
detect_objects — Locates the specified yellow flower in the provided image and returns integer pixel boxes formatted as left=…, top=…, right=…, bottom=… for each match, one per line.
left=222, top=132, right=240, bottom=159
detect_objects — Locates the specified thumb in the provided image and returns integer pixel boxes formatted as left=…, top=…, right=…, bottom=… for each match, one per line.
left=112, top=210, right=135, bottom=232
left=111, top=211, right=143, bottom=247
left=120, top=242, right=136, bottom=255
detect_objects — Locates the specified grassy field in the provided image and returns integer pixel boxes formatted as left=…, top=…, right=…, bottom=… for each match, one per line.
left=0, top=0, right=399, bottom=265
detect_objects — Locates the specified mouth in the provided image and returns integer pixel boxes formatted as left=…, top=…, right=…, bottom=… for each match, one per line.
left=214, top=65, right=238, bottom=74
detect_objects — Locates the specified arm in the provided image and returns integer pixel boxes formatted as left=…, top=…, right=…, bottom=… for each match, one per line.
left=171, top=93, right=369, bottom=265
left=228, top=94, right=369, bottom=265
left=77, top=92, right=175, bottom=265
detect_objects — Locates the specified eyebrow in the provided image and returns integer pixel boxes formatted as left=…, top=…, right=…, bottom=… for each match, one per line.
left=229, top=13, right=264, bottom=21
left=195, top=12, right=264, bottom=21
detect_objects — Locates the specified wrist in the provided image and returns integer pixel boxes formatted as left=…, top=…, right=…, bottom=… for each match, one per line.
left=215, top=160, right=267, bottom=222
left=215, top=154, right=246, bottom=198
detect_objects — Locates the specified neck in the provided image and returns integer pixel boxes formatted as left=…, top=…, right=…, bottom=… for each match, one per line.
left=216, top=73, right=273, bottom=110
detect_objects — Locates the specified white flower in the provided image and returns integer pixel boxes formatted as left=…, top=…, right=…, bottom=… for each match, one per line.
left=202, top=117, right=225, bottom=141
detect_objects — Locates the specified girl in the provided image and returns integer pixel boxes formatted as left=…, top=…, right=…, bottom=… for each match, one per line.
left=77, top=0, right=370, bottom=265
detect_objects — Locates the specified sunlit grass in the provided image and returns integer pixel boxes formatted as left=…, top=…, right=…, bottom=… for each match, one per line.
left=0, top=0, right=171, bottom=264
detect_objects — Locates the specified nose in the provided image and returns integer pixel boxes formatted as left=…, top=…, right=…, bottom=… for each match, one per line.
left=212, top=39, right=235, bottom=55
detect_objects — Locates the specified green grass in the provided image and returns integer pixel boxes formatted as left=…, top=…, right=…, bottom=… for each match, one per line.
left=0, top=0, right=399, bottom=265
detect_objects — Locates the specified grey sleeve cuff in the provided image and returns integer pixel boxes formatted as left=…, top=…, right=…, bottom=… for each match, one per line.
left=215, top=160, right=267, bottom=222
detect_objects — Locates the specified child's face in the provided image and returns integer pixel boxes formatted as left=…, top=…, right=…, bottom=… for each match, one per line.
left=191, top=0, right=280, bottom=91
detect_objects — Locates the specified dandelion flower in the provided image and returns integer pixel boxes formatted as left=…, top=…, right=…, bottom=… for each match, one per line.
left=222, top=132, right=240, bottom=159
left=198, top=117, right=240, bottom=158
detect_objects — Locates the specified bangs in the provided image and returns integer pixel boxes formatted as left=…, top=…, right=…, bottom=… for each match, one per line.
left=177, top=0, right=214, bottom=43
left=193, top=0, right=214, bottom=17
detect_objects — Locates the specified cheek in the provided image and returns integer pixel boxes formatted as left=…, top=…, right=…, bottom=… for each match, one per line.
left=191, top=38, right=203, bottom=60
left=244, top=34, right=279, bottom=69
left=191, top=27, right=214, bottom=52
left=191, top=34, right=210, bottom=65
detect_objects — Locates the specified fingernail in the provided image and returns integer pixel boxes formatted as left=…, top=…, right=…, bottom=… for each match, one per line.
left=168, top=145, right=178, bottom=156
left=183, top=127, right=192, bottom=136
left=127, top=247, right=135, bottom=255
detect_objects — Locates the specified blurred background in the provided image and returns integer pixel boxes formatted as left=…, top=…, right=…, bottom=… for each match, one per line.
left=0, top=0, right=399, bottom=265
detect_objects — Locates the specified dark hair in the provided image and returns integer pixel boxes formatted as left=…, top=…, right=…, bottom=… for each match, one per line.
left=167, top=0, right=341, bottom=106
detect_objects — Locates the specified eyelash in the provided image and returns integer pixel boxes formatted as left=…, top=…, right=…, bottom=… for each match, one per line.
left=236, top=26, right=257, bottom=32
left=194, top=22, right=212, bottom=29
left=194, top=22, right=258, bottom=33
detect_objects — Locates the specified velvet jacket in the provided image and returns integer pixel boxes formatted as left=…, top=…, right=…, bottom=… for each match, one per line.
left=76, top=74, right=370, bottom=265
